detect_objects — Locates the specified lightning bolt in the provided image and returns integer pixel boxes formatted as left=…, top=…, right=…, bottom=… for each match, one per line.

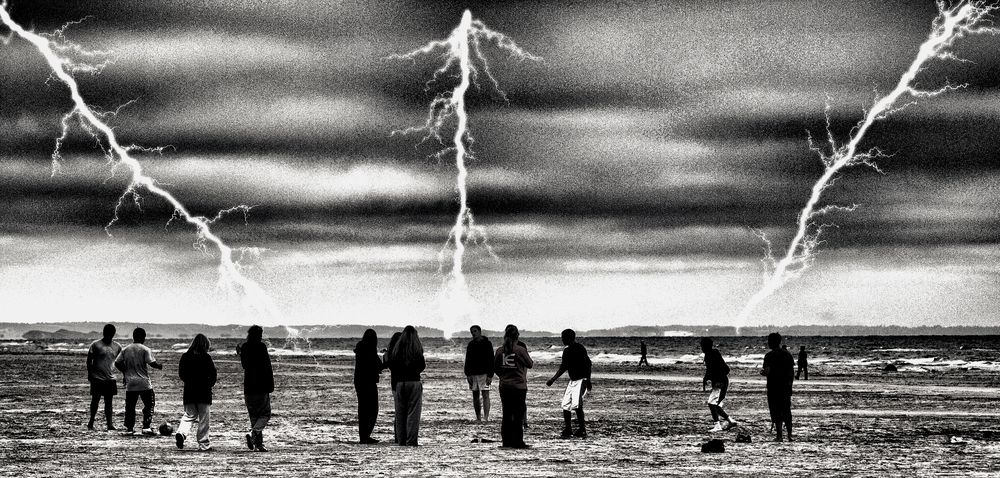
left=0, top=3, right=277, bottom=319
left=735, top=1, right=998, bottom=329
left=390, top=10, right=539, bottom=336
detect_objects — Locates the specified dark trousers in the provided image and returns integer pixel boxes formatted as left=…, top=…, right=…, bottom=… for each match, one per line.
left=394, top=381, right=422, bottom=446
left=500, top=387, right=527, bottom=447
left=355, top=382, right=379, bottom=441
left=245, top=393, right=272, bottom=433
left=124, top=389, right=155, bottom=431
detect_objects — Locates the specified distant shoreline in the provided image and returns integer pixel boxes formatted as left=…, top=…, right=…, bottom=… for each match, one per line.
left=3, top=322, right=1000, bottom=340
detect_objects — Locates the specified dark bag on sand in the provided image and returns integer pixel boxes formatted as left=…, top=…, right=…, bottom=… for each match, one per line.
left=735, top=429, right=751, bottom=443
left=701, top=439, right=725, bottom=453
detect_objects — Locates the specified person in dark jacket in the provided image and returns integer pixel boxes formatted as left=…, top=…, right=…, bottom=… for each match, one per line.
left=388, top=325, right=425, bottom=446
left=175, top=334, right=217, bottom=451
left=464, top=325, right=494, bottom=422
left=796, top=345, right=809, bottom=380
left=761, top=332, right=795, bottom=442
left=354, top=329, right=383, bottom=444
left=494, top=324, right=533, bottom=449
left=701, top=337, right=736, bottom=432
left=238, top=325, right=274, bottom=452
left=383, top=331, right=403, bottom=443
left=546, top=329, right=592, bottom=438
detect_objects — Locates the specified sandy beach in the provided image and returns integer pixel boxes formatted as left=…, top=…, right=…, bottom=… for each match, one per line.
left=2, top=345, right=1000, bottom=478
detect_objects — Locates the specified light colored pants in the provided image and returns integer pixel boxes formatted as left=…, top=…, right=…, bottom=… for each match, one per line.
left=178, top=403, right=211, bottom=445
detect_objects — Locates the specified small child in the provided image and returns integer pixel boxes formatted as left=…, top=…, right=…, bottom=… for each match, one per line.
left=701, top=337, right=736, bottom=432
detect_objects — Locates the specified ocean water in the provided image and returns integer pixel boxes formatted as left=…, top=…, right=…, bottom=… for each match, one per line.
left=6, top=335, right=999, bottom=373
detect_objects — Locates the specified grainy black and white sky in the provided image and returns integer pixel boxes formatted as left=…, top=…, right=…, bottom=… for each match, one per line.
left=1, top=0, right=998, bottom=331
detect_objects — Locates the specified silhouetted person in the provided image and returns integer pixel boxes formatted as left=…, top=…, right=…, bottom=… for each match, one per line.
left=761, top=332, right=795, bottom=442
left=546, top=329, right=592, bottom=438
left=464, top=325, right=494, bottom=422
left=383, top=331, right=403, bottom=443
left=495, top=324, right=533, bottom=448
left=389, top=325, right=425, bottom=446
left=354, top=328, right=383, bottom=444
left=114, top=327, right=162, bottom=435
left=239, top=325, right=273, bottom=451
left=638, top=340, right=649, bottom=367
left=86, top=324, right=122, bottom=431
left=796, top=346, right=809, bottom=380
left=519, top=339, right=530, bottom=430
left=701, top=337, right=736, bottom=432
left=175, top=334, right=217, bottom=451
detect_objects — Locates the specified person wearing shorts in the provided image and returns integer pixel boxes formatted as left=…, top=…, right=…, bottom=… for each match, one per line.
left=464, top=325, right=494, bottom=422
left=701, top=337, right=736, bottom=432
left=86, top=324, right=122, bottom=431
left=546, top=329, right=592, bottom=439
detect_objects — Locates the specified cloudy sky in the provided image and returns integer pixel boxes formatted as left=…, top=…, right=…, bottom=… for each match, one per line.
left=1, top=1, right=998, bottom=332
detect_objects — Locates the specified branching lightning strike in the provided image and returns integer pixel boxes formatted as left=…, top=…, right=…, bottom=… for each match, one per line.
left=390, top=10, right=539, bottom=334
left=735, top=1, right=998, bottom=328
left=0, top=3, right=277, bottom=319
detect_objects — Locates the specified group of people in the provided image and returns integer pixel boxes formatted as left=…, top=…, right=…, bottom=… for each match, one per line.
left=699, top=332, right=803, bottom=442
left=351, top=324, right=592, bottom=449
left=86, top=324, right=274, bottom=452
left=88, top=322, right=803, bottom=450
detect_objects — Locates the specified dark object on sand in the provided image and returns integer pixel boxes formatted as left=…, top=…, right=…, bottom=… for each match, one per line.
left=470, top=437, right=496, bottom=443
left=735, top=429, right=751, bottom=443
left=701, top=439, right=725, bottom=453
left=158, top=422, right=174, bottom=436
left=883, top=363, right=898, bottom=372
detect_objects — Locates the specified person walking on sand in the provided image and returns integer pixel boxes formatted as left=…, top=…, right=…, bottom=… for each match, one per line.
left=86, top=324, right=122, bottom=431
left=701, top=337, right=736, bottom=432
left=238, top=325, right=274, bottom=452
left=494, top=324, right=533, bottom=449
left=796, top=345, right=809, bottom=380
left=761, top=332, right=795, bottom=442
left=546, top=329, right=592, bottom=439
left=464, top=325, right=495, bottom=422
left=354, top=329, right=383, bottom=444
left=114, top=327, right=163, bottom=435
left=638, top=340, right=649, bottom=367
left=175, top=334, right=217, bottom=451
left=388, top=325, right=425, bottom=446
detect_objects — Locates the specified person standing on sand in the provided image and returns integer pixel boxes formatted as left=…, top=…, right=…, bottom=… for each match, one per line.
left=354, top=328, right=383, bottom=444
left=638, top=340, right=649, bottom=367
left=384, top=331, right=403, bottom=443
left=86, top=324, right=122, bottom=431
left=796, top=346, right=809, bottom=380
left=464, top=325, right=495, bottom=422
left=388, top=325, right=425, bottom=446
left=238, top=325, right=274, bottom=452
left=546, top=329, right=592, bottom=439
left=494, top=324, right=533, bottom=449
left=761, top=332, right=795, bottom=442
left=701, top=337, right=737, bottom=432
left=114, top=327, right=163, bottom=435
left=175, top=334, right=217, bottom=451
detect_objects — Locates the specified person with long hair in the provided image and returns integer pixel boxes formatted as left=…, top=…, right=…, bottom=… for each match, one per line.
left=354, top=328, right=383, bottom=444
left=387, top=325, right=425, bottom=446
left=175, top=333, right=217, bottom=451
left=494, top=324, right=533, bottom=448
left=383, top=331, right=403, bottom=443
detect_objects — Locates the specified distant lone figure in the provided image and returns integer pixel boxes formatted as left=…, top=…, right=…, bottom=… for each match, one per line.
left=239, top=325, right=274, bottom=452
left=175, top=334, right=217, bottom=451
left=86, top=324, right=122, bottom=431
left=701, top=337, right=737, bottom=432
left=494, top=324, right=533, bottom=449
left=464, top=325, right=495, bottom=422
left=796, top=346, right=808, bottom=380
left=638, top=340, right=649, bottom=367
left=546, top=329, right=592, bottom=439
left=761, top=332, right=795, bottom=442
left=388, top=325, right=426, bottom=446
left=354, top=328, right=383, bottom=444
left=114, top=327, right=162, bottom=435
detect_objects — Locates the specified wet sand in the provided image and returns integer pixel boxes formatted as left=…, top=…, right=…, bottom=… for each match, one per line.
left=2, top=352, right=999, bottom=477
